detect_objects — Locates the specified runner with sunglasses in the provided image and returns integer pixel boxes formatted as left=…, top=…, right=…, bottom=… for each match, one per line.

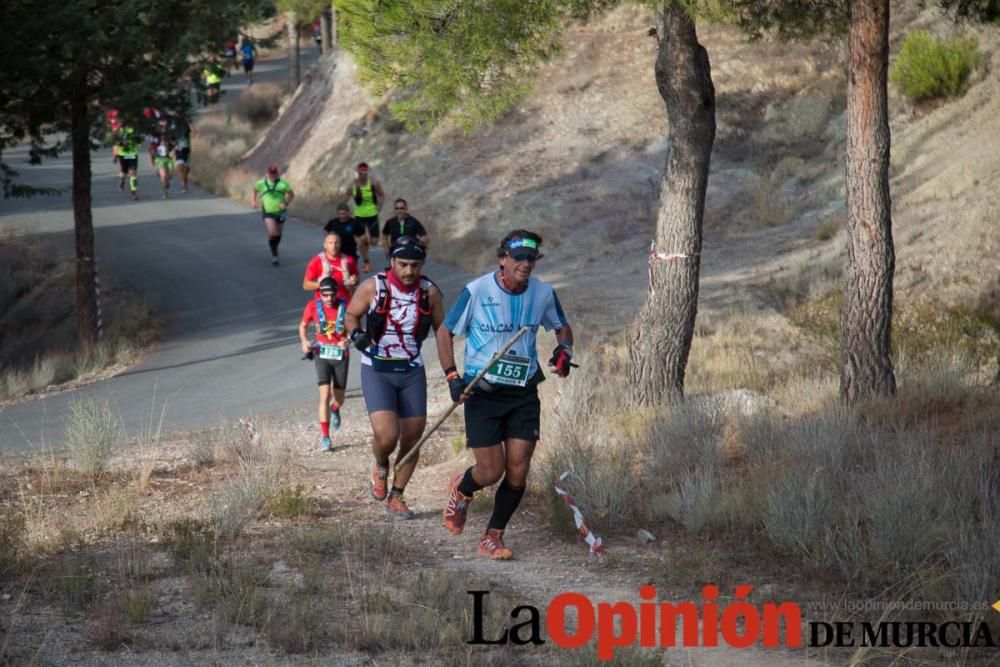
left=380, top=198, right=429, bottom=255
left=345, top=236, right=449, bottom=519
left=299, top=277, right=350, bottom=451
left=437, top=229, right=575, bottom=560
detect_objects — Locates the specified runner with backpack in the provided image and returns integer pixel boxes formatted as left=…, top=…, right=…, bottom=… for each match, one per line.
left=299, top=277, right=351, bottom=451
left=344, top=236, right=449, bottom=519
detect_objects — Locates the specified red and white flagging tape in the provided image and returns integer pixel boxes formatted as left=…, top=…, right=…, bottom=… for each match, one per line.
left=239, top=417, right=261, bottom=446
left=80, top=256, right=103, bottom=339
left=647, top=241, right=698, bottom=295
left=554, top=470, right=605, bottom=555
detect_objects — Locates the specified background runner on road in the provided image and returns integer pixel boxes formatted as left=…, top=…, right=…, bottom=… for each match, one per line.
left=148, top=118, right=176, bottom=198
left=300, top=277, right=350, bottom=452
left=324, top=202, right=371, bottom=273
left=380, top=198, right=429, bottom=255
left=203, top=60, right=223, bottom=105
left=302, top=231, right=359, bottom=302
left=113, top=124, right=141, bottom=199
left=345, top=236, right=448, bottom=520
left=251, top=165, right=294, bottom=266
left=240, top=37, right=257, bottom=86
left=342, top=162, right=385, bottom=249
left=438, top=229, right=574, bottom=560
left=173, top=118, right=195, bottom=194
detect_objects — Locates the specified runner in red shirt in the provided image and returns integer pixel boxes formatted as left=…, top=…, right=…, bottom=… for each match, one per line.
left=299, top=277, right=350, bottom=451
left=302, top=231, right=360, bottom=302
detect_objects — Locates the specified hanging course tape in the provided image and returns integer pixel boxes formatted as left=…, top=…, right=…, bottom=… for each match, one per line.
left=78, top=256, right=103, bottom=339
left=554, top=470, right=605, bottom=555
left=239, top=417, right=261, bottom=446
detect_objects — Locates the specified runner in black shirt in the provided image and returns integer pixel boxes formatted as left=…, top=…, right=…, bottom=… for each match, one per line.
left=325, top=202, right=372, bottom=273
left=381, top=198, right=429, bottom=255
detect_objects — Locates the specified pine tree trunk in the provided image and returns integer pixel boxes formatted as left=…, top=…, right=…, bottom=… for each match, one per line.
left=627, top=0, right=715, bottom=406
left=288, top=11, right=300, bottom=90
left=71, top=97, right=98, bottom=346
left=330, top=4, right=337, bottom=52
left=320, top=8, right=333, bottom=54
left=841, top=0, right=895, bottom=404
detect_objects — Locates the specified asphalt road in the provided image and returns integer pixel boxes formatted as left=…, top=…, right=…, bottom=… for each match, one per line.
left=0, top=49, right=470, bottom=453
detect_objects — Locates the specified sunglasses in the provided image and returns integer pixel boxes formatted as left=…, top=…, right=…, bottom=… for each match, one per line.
left=394, top=206, right=406, bottom=211
left=509, top=253, right=537, bottom=263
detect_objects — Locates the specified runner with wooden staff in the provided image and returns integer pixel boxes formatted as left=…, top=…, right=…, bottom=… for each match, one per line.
left=436, top=229, right=575, bottom=560
left=394, top=326, right=529, bottom=471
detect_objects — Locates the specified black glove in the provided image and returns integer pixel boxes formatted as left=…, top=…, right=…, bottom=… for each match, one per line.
left=448, top=375, right=468, bottom=403
left=549, top=345, right=574, bottom=378
left=350, top=328, right=371, bottom=352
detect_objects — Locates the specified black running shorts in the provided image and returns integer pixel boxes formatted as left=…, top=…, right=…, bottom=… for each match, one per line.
left=360, top=364, right=426, bottom=418
left=464, top=387, right=541, bottom=448
left=315, top=355, right=349, bottom=389
left=355, top=215, right=380, bottom=240
left=119, top=156, right=138, bottom=174
left=243, top=59, right=255, bottom=73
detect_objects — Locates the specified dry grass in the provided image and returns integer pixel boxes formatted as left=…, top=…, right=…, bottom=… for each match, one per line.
left=538, top=334, right=1000, bottom=624
left=209, top=418, right=290, bottom=538
left=686, top=311, right=814, bottom=393
left=189, top=83, right=287, bottom=200
left=745, top=172, right=796, bottom=228
left=814, top=211, right=841, bottom=241
left=0, top=232, right=159, bottom=404
left=64, top=397, right=124, bottom=477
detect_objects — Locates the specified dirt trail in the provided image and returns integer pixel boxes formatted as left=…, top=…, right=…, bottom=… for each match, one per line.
left=259, top=388, right=812, bottom=666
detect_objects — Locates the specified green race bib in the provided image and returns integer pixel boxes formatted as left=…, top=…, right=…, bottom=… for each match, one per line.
left=319, top=344, right=343, bottom=361
left=484, top=354, right=530, bottom=387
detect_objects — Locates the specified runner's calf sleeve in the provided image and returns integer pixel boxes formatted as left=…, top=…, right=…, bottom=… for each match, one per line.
left=458, top=467, right=484, bottom=497
left=487, top=480, right=526, bottom=531
left=268, top=237, right=279, bottom=255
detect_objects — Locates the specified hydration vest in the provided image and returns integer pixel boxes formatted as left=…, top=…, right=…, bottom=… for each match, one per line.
left=318, top=253, right=349, bottom=281
left=365, top=272, right=433, bottom=348
left=353, top=181, right=378, bottom=209
left=315, top=297, right=345, bottom=337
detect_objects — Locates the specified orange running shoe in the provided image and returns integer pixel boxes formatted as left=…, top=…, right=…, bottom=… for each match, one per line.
left=369, top=462, right=389, bottom=501
left=478, top=528, right=513, bottom=560
left=443, top=472, right=472, bottom=535
left=385, top=492, right=414, bottom=520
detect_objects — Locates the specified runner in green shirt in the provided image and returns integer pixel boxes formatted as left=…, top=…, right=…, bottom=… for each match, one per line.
left=113, top=125, right=141, bottom=200
left=341, top=162, right=385, bottom=248
left=251, top=165, right=295, bottom=266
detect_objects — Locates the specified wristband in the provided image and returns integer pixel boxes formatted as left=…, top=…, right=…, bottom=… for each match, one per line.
left=443, top=366, right=457, bottom=377
left=446, top=372, right=460, bottom=383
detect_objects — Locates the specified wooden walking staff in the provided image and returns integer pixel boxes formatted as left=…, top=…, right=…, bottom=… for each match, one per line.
left=394, top=326, right=530, bottom=472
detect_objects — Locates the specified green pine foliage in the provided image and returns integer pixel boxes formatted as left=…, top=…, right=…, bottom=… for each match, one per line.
left=890, top=30, right=984, bottom=103
left=334, top=0, right=568, bottom=133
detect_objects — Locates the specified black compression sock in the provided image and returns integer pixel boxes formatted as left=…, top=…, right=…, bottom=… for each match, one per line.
left=268, top=237, right=279, bottom=256
left=457, top=467, right=484, bottom=497
left=487, top=479, right=526, bottom=531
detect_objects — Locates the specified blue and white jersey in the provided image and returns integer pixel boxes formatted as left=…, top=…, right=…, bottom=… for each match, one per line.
left=444, top=272, right=568, bottom=384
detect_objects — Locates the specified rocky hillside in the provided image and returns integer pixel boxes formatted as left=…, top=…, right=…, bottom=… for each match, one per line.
left=244, top=5, right=1000, bottom=350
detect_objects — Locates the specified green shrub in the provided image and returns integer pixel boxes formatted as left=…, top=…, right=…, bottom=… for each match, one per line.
left=265, top=484, right=313, bottom=519
left=890, top=31, right=983, bottom=103
left=65, top=397, right=123, bottom=476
